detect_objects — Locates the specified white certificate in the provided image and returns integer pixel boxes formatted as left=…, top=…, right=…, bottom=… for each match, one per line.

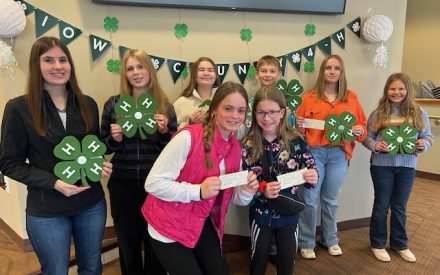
left=220, top=170, right=248, bottom=190
left=276, top=168, right=307, bottom=190
left=303, top=119, right=325, bottom=130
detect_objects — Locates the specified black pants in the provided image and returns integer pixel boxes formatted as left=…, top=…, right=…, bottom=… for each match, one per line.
left=250, top=219, right=298, bottom=275
left=108, top=177, right=166, bottom=275
left=151, top=219, right=229, bottom=275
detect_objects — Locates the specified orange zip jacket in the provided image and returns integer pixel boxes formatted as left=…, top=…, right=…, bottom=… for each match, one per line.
left=296, top=90, right=367, bottom=160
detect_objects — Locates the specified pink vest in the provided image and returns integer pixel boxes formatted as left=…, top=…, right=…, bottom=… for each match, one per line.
left=142, top=124, right=242, bottom=248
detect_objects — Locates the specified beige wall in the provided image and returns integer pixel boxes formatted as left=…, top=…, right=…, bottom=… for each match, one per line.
left=1, top=0, right=408, bottom=237
left=402, top=0, right=440, bottom=174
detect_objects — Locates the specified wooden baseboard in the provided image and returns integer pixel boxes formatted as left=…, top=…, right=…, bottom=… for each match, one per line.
left=416, top=170, right=440, bottom=181
left=0, top=218, right=116, bottom=253
left=223, top=216, right=371, bottom=253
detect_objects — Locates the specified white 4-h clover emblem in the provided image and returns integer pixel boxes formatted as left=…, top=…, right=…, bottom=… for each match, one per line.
left=115, top=94, right=158, bottom=139
left=54, top=135, right=107, bottom=186
left=291, top=53, right=301, bottom=63
left=352, top=22, right=360, bottom=32
left=325, top=111, right=357, bottom=144
left=152, top=59, right=160, bottom=70
left=275, top=79, right=304, bottom=112
left=382, top=123, right=417, bottom=155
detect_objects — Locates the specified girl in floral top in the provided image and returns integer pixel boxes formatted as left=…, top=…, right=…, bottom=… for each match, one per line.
left=242, top=86, right=318, bottom=275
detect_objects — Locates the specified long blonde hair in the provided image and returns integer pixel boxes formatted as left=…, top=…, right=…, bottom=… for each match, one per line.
left=313, top=54, right=348, bottom=102
left=246, top=86, right=302, bottom=164
left=372, top=72, right=424, bottom=131
left=202, top=81, right=248, bottom=168
left=120, top=49, right=169, bottom=114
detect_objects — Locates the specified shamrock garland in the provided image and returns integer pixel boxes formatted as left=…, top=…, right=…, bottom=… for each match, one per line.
left=240, top=28, right=252, bottom=42
left=180, top=65, right=188, bottom=79
left=381, top=123, right=418, bottom=155
left=103, top=16, right=119, bottom=33
left=324, top=111, right=357, bottom=144
left=54, top=135, right=107, bottom=186
left=115, top=93, right=159, bottom=139
left=174, top=23, right=188, bottom=39
left=304, top=23, right=316, bottom=36
left=246, top=65, right=256, bottom=79
left=304, top=61, right=315, bottom=73
left=275, top=79, right=304, bottom=112
left=106, top=59, right=120, bottom=73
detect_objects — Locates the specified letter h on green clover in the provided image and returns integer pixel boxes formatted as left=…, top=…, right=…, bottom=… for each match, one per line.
left=324, top=111, right=356, bottom=144
left=54, top=135, right=107, bottom=186
left=115, top=93, right=159, bottom=139
left=275, top=79, right=304, bottom=112
left=382, top=123, right=417, bottom=155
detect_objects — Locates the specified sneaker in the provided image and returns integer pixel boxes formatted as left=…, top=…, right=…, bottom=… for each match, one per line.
left=328, top=245, right=343, bottom=256
left=395, top=249, right=416, bottom=262
left=371, top=248, right=391, bottom=262
left=300, top=248, right=316, bottom=259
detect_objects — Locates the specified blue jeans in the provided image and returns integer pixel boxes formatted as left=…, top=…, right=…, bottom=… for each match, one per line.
left=298, top=146, right=348, bottom=249
left=26, top=199, right=106, bottom=275
left=369, top=166, right=415, bottom=250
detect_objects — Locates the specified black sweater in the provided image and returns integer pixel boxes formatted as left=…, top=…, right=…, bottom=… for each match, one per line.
left=100, top=95, right=177, bottom=181
left=0, top=90, right=104, bottom=217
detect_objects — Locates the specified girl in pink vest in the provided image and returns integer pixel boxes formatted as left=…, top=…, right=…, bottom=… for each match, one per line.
left=142, top=81, right=259, bottom=275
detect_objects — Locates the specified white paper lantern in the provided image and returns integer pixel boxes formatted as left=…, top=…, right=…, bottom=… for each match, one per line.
left=362, top=15, right=393, bottom=43
left=0, top=40, right=16, bottom=68
left=0, top=0, right=26, bottom=37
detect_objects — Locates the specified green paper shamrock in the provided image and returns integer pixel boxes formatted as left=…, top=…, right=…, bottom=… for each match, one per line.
left=247, top=65, right=256, bottom=79
left=324, top=111, right=357, bottom=144
left=275, top=79, right=304, bottom=112
left=304, top=23, right=316, bottom=36
left=103, top=16, right=119, bottom=33
left=181, top=66, right=188, bottom=79
left=240, top=28, right=252, bottom=42
left=54, top=135, right=106, bottom=186
left=115, top=94, right=159, bottom=139
left=106, top=59, right=120, bottom=73
left=198, top=99, right=211, bottom=108
left=304, top=61, right=315, bottom=73
left=381, top=123, right=418, bottom=155
left=174, top=23, right=188, bottom=39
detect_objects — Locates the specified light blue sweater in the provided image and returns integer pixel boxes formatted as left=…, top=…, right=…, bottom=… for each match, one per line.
left=363, top=104, right=433, bottom=168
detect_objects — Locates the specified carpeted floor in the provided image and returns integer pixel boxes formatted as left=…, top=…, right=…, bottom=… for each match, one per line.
left=0, top=177, right=439, bottom=275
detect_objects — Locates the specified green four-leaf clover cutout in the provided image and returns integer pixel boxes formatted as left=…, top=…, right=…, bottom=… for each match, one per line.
left=175, top=23, right=188, bottom=39
left=275, top=79, right=304, bottom=112
left=54, top=135, right=107, bottom=186
left=247, top=65, right=256, bottom=79
left=304, top=23, right=316, bottom=36
left=198, top=99, right=211, bottom=108
left=382, top=123, right=417, bottom=155
left=115, top=94, right=159, bottom=139
left=106, top=59, right=120, bottom=73
left=304, top=61, right=315, bottom=73
left=103, top=16, right=119, bottom=33
left=240, top=28, right=252, bottom=42
left=325, top=111, right=357, bottom=144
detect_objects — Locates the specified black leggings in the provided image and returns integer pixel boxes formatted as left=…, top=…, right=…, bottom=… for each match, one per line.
left=150, top=219, right=229, bottom=275
left=250, top=219, right=298, bottom=275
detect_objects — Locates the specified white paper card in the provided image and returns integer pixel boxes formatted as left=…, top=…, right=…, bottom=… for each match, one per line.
left=303, top=119, right=325, bottom=130
left=220, top=170, right=248, bottom=190
left=276, top=168, right=307, bottom=190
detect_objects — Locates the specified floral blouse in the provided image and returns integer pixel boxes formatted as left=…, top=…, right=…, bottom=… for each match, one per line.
left=242, top=135, right=316, bottom=228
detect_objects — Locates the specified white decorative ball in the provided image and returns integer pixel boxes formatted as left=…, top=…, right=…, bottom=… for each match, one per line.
left=362, top=15, right=393, bottom=43
left=0, top=0, right=26, bottom=37
left=0, top=40, right=16, bottom=68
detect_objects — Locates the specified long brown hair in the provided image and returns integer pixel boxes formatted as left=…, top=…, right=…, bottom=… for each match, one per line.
left=313, top=54, right=348, bottom=102
left=26, top=36, right=93, bottom=136
left=202, top=81, right=248, bottom=168
left=372, top=72, right=424, bottom=131
left=246, top=86, right=302, bottom=164
left=120, top=49, right=169, bottom=114
left=180, top=57, right=219, bottom=98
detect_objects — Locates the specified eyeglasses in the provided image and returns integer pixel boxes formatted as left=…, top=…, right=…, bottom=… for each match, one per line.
left=254, top=109, right=282, bottom=118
